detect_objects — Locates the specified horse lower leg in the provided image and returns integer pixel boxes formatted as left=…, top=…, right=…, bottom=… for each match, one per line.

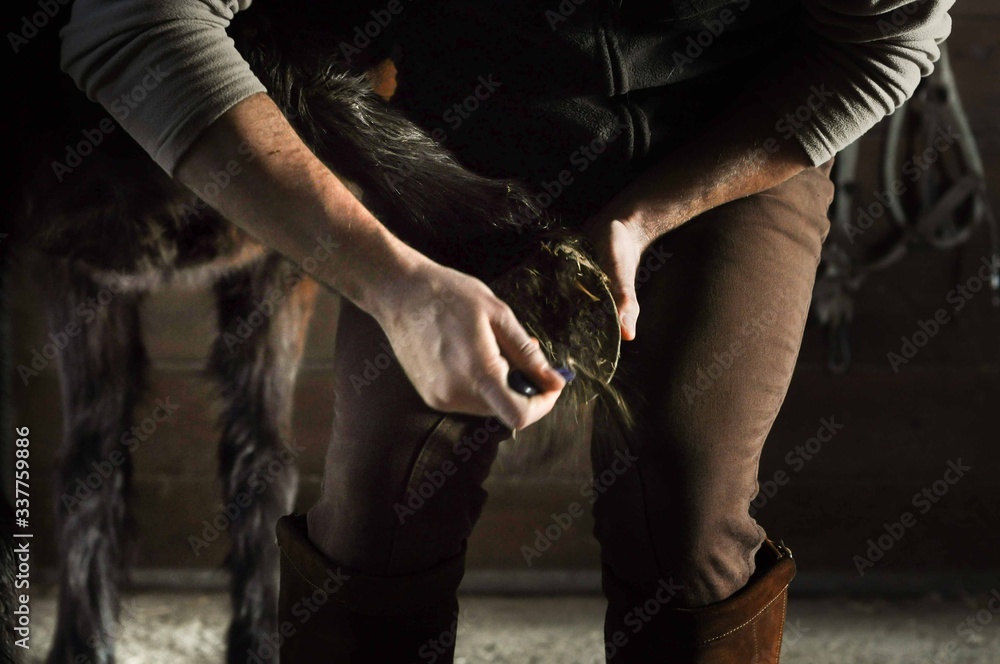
left=46, top=265, right=147, bottom=664
left=208, top=254, right=317, bottom=663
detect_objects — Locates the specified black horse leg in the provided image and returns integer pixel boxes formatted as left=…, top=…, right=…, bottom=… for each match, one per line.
left=208, top=254, right=317, bottom=663
left=46, top=265, right=147, bottom=664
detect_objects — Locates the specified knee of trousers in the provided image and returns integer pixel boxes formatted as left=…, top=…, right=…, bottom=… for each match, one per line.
left=311, top=395, right=510, bottom=577
left=593, top=426, right=767, bottom=609
left=598, top=341, right=800, bottom=604
left=598, top=495, right=765, bottom=609
left=310, top=301, right=511, bottom=576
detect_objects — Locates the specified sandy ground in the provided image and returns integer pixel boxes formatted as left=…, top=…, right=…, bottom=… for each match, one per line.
left=20, top=591, right=1000, bottom=663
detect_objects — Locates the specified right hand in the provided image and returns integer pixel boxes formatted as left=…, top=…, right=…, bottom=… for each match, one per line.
left=370, top=256, right=567, bottom=430
left=169, top=94, right=564, bottom=425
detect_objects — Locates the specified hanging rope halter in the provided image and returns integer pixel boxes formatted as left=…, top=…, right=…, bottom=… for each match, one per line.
left=816, top=42, right=1000, bottom=373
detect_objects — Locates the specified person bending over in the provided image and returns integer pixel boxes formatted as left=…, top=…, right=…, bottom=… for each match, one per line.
left=60, top=1, right=952, bottom=661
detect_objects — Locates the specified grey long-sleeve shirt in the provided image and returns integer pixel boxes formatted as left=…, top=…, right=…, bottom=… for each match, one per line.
left=60, top=0, right=953, bottom=207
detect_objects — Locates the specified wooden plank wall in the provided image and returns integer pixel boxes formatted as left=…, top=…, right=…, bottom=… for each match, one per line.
left=7, top=3, right=999, bottom=582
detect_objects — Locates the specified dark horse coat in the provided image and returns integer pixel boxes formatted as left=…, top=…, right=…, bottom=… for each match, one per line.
left=9, top=4, right=624, bottom=662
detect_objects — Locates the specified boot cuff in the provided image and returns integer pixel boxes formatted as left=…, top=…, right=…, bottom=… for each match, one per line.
left=276, top=514, right=466, bottom=616
left=671, top=539, right=796, bottom=645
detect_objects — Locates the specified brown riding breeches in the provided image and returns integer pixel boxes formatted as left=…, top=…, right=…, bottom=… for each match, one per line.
left=305, top=159, right=835, bottom=615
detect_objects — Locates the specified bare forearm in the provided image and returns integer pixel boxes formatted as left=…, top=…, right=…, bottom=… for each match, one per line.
left=174, top=93, right=565, bottom=427
left=599, top=98, right=812, bottom=249
left=175, top=93, right=421, bottom=315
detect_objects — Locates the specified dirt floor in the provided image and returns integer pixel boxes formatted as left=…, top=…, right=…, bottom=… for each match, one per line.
left=21, top=591, right=1000, bottom=663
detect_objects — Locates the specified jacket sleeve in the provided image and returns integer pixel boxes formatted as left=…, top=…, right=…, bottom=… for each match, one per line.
left=755, top=0, right=954, bottom=166
left=60, top=0, right=265, bottom=175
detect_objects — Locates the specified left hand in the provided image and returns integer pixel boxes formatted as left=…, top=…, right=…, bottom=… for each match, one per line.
left=581, top=218, right=647, bottom=341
